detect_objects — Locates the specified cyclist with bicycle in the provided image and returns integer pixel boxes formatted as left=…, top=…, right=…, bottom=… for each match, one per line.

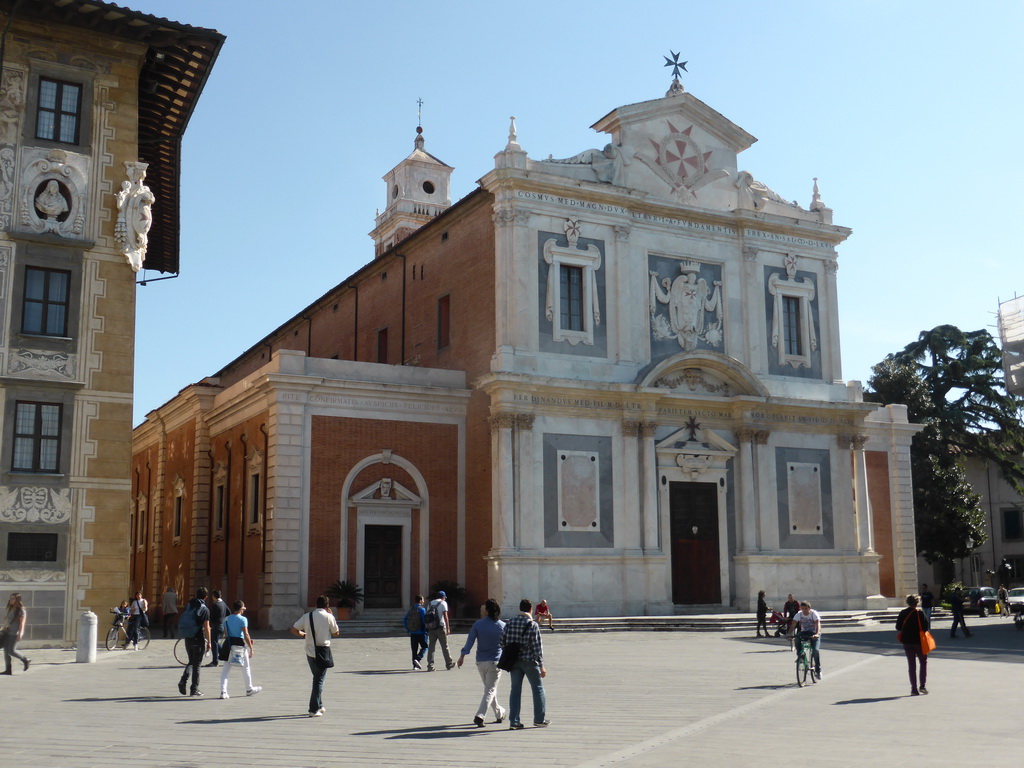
left=789, top=600, right=822, bottom=679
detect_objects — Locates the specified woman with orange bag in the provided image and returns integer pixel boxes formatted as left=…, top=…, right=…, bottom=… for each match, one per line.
left=895, top=594, right=933, bottom=696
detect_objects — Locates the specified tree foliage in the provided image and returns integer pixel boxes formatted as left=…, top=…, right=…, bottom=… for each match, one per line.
left=865, top=325, right=1024, bottom=565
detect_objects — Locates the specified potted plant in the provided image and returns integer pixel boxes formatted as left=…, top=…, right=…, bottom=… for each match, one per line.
left=324, top=580, right=364, bottom=620
left=429, top=579, right=467, bottom=618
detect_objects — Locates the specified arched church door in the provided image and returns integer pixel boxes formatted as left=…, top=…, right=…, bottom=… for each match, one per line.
left=363, top=524, right=402, bottom=609
left=669, top=481, right=720, bottom=604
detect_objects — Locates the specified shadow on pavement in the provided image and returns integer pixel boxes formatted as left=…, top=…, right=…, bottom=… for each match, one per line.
left=354, top=724, right=487, bottom=740
left=832, top=696, right=904, bottom=705
left=178, top=715, right=311, bottom=724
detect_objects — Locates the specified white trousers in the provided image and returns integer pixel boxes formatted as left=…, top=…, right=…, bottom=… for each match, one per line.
left=220, top=646, right=254, bottom=694
left=475, top=660, right=505, bottom=720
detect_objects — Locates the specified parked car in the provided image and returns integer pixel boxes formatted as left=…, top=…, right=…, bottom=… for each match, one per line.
left=1006, top=587, right=1024, bottom=613
left=962, top=586, right=998, bottom=616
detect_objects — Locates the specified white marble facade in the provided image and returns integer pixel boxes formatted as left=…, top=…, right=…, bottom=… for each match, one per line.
left=477, top=83, right=919, bottom=614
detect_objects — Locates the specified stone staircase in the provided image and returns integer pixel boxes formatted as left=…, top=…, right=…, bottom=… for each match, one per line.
left=336, top=607, right=936, bottom=636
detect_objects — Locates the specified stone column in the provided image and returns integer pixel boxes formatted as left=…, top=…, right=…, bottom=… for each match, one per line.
left=734, top=427, right=758, bottom=553
left=850, top=433, right=874, bottom=553
left=640, top=421, right=660, bottom=552
left=489, top=412, right=517, bottom=552
left=752, top=429, right=777, bottom=551
left=621, top=420, right=643, bottom=551
left=513, top=413, right=537, bottom=549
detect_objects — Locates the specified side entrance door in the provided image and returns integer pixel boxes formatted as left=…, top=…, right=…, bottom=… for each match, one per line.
left=669, top=481, right=721, bottom=604
left=363, top=524, right=402, bottom=609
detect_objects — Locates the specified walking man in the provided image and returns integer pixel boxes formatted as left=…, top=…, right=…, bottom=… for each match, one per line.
left=426, top=590, right=454, bottom=671
left=291, top=595, right=339, bottom=717
left=205, top=589, right=229, bottom=667
left=920, top=584, right=935, bottom=623
left=500, top=598, right=549, bottom=729
left=177, top=587, right=212, bottom=697
left=403, top=594, right=428, bottom=670
left=161, top=586, right=178, bottom=639
left=950, top=587, right=972, bottom=637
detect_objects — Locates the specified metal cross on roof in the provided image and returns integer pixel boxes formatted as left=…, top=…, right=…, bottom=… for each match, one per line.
left=417, top=97, right=424, bottom=127
left=663, top=51, right=688, bottom=79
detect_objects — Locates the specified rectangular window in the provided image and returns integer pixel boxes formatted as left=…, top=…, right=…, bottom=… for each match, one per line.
left=1004, top=508, right=1023, bottom=541
left=12, top=401, right=62, bottom=473
left=783, top=296, right=802, bottom=356
left=22, top=267, right=70, bottom=336
left=560, top=265, right=584, bottom=332
left=6, top=532, right=58, bottom=561
left=214, top=485, right=225, bottom=532
left=377, top=328, right=388, bottom=364
left=249, top=473, right=261, bottom=526
left=173, top=496, right=183, bottom=539
left=437, top=294, right=451, bottom=350
left=36, top=78, right=81, bottom=144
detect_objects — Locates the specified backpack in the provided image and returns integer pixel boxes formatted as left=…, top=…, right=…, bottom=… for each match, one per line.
left=424, top=602, right=441, bottom=631
left=405, top=605, right=423, bottom=633
left=178, top=602, right=201, bottom=639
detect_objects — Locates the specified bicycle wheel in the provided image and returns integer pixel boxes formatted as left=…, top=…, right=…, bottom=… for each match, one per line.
left=796, top=651, right=809, bottom=687
left=105, top=627, right=119, bottom=651
left=136, top=626, right=151, bottom=650
left=173, top=639, right=187, bottom=665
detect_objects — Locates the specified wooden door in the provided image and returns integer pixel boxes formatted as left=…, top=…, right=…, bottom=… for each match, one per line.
left=669, top=482, right=721, bottom=604
left=363, top=525, right=402, bottom=609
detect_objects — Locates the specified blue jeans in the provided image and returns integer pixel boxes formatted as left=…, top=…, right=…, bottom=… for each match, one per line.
left=306, top=655, right=327, bottom=714
left=796, top=631, right=821, bottom=672
left=508, top=658, right=545, bottom=725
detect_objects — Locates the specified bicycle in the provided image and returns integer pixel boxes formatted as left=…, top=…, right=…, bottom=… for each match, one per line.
left=794, top=631, right=818, bottom=687
left=173, top=637, right=213, bottom=665
left=105, top=609, right=151, bottom=651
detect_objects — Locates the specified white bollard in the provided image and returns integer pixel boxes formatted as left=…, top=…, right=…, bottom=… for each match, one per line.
left=76, top=611, right=97, bottom=663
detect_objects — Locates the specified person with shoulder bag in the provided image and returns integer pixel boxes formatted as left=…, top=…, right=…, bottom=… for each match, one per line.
left=127, top=591, right=149, bottom=650
left=291, top=595, right=340, bottom=717
left=895, top=593, right=934, bottom=696
left=218, top=601, right=261, bottom=699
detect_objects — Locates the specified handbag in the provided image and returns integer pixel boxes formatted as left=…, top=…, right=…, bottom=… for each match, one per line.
left=497, top=642, right=520, bottom=672
left=308, top=611, right=334, bottom=670
left=920, top=630, right=937, bottom=655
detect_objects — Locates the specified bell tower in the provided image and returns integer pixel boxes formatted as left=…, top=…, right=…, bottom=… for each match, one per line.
left=370, top=123, right=452, bottom=257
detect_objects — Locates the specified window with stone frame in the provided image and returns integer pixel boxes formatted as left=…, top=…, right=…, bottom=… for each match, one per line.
left=1003, top=507, right=1023, bottom=541
left=542, top=221, right=602, bottom=347
left=22, top=266, right=70, bottom=337
left=782, top=296, right=802, bottom=356
left=12, top=401, right=62, bottom=473
left=7, top=531, right=58, bottom=562
left=213, top=463, right=227, bottom=535
left=767, top=259, right=817, bottom=370
left=135, top=492, right=148, bottom=552
left=36, top=78, right=82, bottom=144
left=172, top=476, right=185, bottom=543
left=246, top=449, right=263, bottom=531
left=560, top=265, right=585, bottom=332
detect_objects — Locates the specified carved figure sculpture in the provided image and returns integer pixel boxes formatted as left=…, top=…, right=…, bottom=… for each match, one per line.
left=544, top=143, right=629, bottom=186
left=115, top=161, right=155, bottom=272
left=35, top=179, right=68, bottom=232
left=380, top=478, right=393, bottom=499
left=649, top=261, right=723, bottom=351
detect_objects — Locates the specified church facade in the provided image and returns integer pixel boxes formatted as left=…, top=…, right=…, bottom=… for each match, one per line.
left=131, top=78, right=919, bottom=627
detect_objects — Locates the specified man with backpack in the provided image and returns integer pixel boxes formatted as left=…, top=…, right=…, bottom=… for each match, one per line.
left=425, top=590, right=454, bottom=671
left=403, top=595, right=428, bottom=670
left=177, top=587, right=212, bottom=696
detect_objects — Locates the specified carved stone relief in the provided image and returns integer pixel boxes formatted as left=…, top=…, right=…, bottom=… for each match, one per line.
left=6, top=348, right=77, bottom=380
left=0, top=486, right=72, bottom=524
left=0, top=67, right=26, bottom=145
left=653, top=367, right=731, bottom=396
left=0, top=245, right=9, bottom=340
left=19, top=147, right=89, bottom=237
left=542, top=143, right=630, bottom=186
left=0, top=569, right=66, bottom=583
left=634, top=121, right=729, bottom=202
left=115, top=161, right=155, bottom=271
left=0, top=146, right=15, bottom=229
left=649, top=259, right=723, bottom=351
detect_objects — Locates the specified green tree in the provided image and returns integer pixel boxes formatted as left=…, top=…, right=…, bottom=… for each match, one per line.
left=865, top=325, right=1024, bottom=568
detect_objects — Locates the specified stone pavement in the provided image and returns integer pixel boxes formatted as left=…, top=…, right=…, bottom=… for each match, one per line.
left=2, top=614, right=1022, bottom=767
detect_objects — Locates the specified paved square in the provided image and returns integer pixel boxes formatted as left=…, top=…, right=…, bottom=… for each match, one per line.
left=3, top=617, right=1021, bottom=767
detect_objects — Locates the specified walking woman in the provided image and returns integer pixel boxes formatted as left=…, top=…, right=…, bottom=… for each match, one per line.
left=219, top=601, right=261, bottom=699
left=895, top=594, right=929, bottom=696
left=1, top=593, right=30, bottom=674
left=127, top=590, right=149, bottom=650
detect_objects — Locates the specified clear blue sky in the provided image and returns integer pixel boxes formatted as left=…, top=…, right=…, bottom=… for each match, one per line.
left=126, top=0, right=1024, bottom=425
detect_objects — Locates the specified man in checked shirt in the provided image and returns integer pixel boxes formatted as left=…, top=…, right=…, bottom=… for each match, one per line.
left=500, top=598, right=550, bottom=729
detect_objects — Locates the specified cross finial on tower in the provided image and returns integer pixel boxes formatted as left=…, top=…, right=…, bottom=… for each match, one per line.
left=417, top=97, right=423, bottom=128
